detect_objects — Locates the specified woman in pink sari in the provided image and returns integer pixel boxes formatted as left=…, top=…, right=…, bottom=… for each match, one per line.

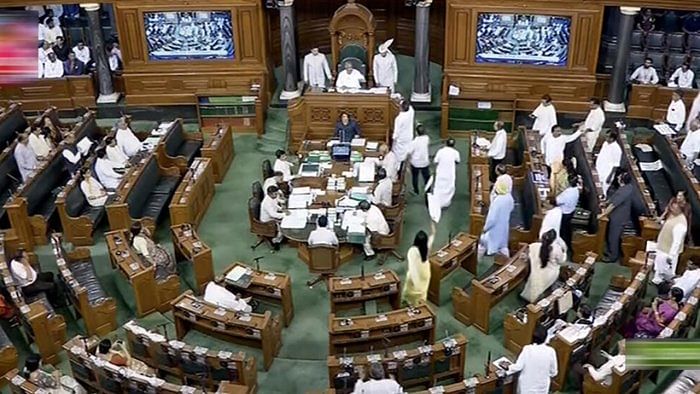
left=631, top=286, right=682, bottom=338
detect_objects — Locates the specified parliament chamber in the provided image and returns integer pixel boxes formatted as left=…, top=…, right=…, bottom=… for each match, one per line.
left=1, top=0, right=700, bottom=393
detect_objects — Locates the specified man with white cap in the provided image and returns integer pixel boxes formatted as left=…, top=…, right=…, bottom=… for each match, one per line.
left=303, top=47, right=332, bottom=89
left=336, top=62, right=365, bottom=90
left=373, top=39, right=398, bottom=92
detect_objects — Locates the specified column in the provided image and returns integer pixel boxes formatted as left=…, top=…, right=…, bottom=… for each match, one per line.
left=278, top=1, right=301, bottom=100
left=411, top=0, right=432, bottom=103
left=82, top=3, right=120, bottom=103
left=604, top=7, right=640, bottom=113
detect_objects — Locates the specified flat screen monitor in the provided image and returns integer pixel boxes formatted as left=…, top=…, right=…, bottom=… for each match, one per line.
left=331, top=143, right=352, bottom=162
left=144, top=11, right=235, bottom=61
left=475, top=13, right=571, bottom=67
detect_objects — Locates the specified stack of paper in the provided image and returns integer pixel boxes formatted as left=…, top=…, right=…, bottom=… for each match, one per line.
left=288, top=194, right=312, bottom=209
left=351, top=138, right=366, bottom=147
left=366, top=141, right=379, bottom=151
left=281, top=211, right=308, bottom=229
left=291, top=187, right=311, bottom=195
left=358, top=162, right=375, bottom=182
left=226, top=266, right=248, bottom=281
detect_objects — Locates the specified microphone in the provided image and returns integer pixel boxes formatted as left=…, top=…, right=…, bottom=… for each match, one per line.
left=252, top=256, right=264, bottom=271
left=159, top=323, right=169, bottom=340
left=485, top=350, right=491, bottom=375
left=448, top=231, right=453, bottom=244
left=361, top=260, right=365, bottom=279
left=382, top=337, right=391, bottom=358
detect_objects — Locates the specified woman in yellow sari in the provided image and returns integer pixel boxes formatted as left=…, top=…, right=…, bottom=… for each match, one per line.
left=402, top=220, right=436, bottom=306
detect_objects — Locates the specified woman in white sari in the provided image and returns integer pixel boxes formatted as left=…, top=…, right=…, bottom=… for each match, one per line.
left=521, top=229, right=567, bottom=303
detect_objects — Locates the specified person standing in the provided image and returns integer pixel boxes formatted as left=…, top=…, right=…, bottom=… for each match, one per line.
left=431, top=138, right=460, bottom=208
left=479, top=179, right=514, bottom=258
left=557, top=174, right=580, bottom=252
left=14, top=134, right=38, bottom=182
left=666, top=90, right=687, bottom=132
left=541, top=125, right=582, bottom=170
left=574, top=98, right=606, bottom=152
left=402, top=221, right=436, bottom=307
left=680, top=119, right=700, bottom=165
left=530, top=94, right=558, bottom=137
left=373, top=39, right=398, bottom=92
left=487, top=121, right=507, bottom=182
left=652, top=200, right=688, bottom=284
left=391, top=99, right=414, bottom=164
left=303, top=47, right=332, bottom=89
left=506, top=325, right=558, bottom=393
left=595, top=131, right=622, bottom=198
left=603, top=171, right=645, bottom=263
left=407, top=124, right=430, bottom=194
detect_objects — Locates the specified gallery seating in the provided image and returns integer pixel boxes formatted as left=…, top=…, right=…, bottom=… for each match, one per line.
left=155, top=119, right=203, bottom=174
left=50, top=233, right=117, bottom=336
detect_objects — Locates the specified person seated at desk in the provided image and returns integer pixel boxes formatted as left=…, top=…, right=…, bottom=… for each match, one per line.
left=105, top=136, right=129, bottom=166
left=14, top=133, right=38, bottom=182
left=680, top=119, right=700, bottom=165
left=308, top=215, right=339, bottom=246
left=668, top=62, right=695, bottom=89
left=582, top=340, right=627, bottom=387
left=377, top=143, right=399, bottom=182
left=115, top=118, right=142, bottom=158
left=28, top=127, right=53, bottom=159
left=335, top=112, right=362, bottom=143
left=372, top=168, right=393, bottom=207
left=261, top=185, right=286, bottom=250
left=273, top=149, right=294, bottom=182
left=627, top=282, right=682, bottom=338
left=80, top=168, right=108, bottom=207
left=63, top=51, right=85, bottom=76
left=506, top=325, right=558, bottom=394
left=672, top=260, right=700, bottom=301
left=203, top=277, right=253, bottom=313
left=521, top=229, right=567, bottom=303
left=352, top=362, right=403, bottom=394
left=10, top=249, right=63, bottom=307
left=42, top=51, right=64, bottom=79
left=478, top=178, right=514, bottom=258
left=336, top=61, right=365, bottom=90
left=263, top=171, right=284, bottom=194
left=23, top=353, right=86, bottom=394
left=358, top=200, right=390, bottom=260
left=97, top=338, right=152, bottom=375
left=130, top=221, right=177, bottom=276
left=94, top=148, right=124, bottom=190
left=630, top=57, right=660, bottom=85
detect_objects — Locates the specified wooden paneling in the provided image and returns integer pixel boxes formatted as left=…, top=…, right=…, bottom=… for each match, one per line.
left=0, top=76, right=95, bottom=111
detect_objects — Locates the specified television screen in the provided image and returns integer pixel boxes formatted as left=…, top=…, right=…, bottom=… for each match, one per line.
left=144, top=11, right=235, bottom=61
left=475, top=13, right=571, bottom=66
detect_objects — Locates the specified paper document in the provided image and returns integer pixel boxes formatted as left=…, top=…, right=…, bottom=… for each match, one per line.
left=639, top=160, right=663, bottom=172
left=291, top=187, right=311, bottom=195
left=76, top=137, right=93, bottom=154
left=358, top=162, right=376, bottom=183
left=281, top=214, right=307, bottom=229
left=635, top=143, right=653, bottom=153
left=654, top=123, right=676, bottom=136
left=351, top=138, right=366, bottom=147
left=448, top=84, right=460, bottom=96
left=366, top=141, right=379, bottom=151
left=226, top=266, right=248, bottom=282
left=475, top=137, right=491, bottom=149
left=288, top=194, right=312, bottom=209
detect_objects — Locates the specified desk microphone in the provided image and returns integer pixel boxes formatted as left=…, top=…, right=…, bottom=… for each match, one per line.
left=382, top=337, right=391, bottom=358
left=485, top=350, right=491, bottom=375
left=159, top=323, right=169, bottom=340
left=448, top=231, right=453, bottom=244
left=253, top=256, right=264, bottom=271
left=360, top=261, right=365, bottom=279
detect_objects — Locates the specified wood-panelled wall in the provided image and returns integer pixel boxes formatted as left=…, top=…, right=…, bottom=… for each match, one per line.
left=267, top=0, right=445, bottom=66
left=113, top=0, right=271, bottom=106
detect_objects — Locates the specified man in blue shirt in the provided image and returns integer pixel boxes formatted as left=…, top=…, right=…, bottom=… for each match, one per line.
left=334, top=112, right=361, bottom=143
left=555, top=174, right=579, bottom=253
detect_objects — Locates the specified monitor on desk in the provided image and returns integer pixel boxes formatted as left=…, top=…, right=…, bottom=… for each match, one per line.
left=331, top=143, right=352, bottom=161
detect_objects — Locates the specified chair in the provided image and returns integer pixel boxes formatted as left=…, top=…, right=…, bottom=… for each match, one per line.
left=645, top=31, right=666, bottom=50
left=666, top=32, right=686, bottom=52
left=252, top=181, right=264, bottom=201
left=689, top=34, right=700, bottom=54
left=380, top=199, right=405, bottom=219
left=646, top=51, right=666, bottom=73
left=337, top=43, right=368, bottom=76
left=630, top=30, right=644, bottom=50
left=306, top=244, right=340, bottom=288
left=371, top=209, right=405, bottom=265
left=667, top=53, right=690, bottom=72
left=248, top=197, right=277, bottom=250
left=262, top=159, right=273, bottom=180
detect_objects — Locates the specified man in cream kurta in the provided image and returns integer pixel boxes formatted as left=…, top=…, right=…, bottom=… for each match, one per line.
left=14, top=134, right=38, bottom=182
left=530, top=95, right=558, bottom=137
left=431, top=139, right=461, bottom=208
left=680, top=119, right=700, bottom=165
left=336, top=62, right=365, bottom=90
left=372, top=168, right=393, bottom=207
left=373, top=39, right=398, bottom=92
left=203, top=280, right=252, bottom=312
left=652, top=201, right=688, bottom=284
left=541, top=126, right=582, bottom=168
left=28, top=129, right=51, bottom=158
left=595, top=131, right=622, bottom=197
left=391, top=100, right=414, bottom=163
left=575, top=98, right=606, bottom=152
left=358, top=201, right=390, bottom=258
left=666, top=90, right=687, bottom=132
left=303, top=48, right=332, bottom=88
left=668, top=63, right=695, bottom=89
left=115, top=119, right=141, bottom=157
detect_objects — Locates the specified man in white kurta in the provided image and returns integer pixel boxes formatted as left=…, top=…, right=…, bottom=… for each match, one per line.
left=372, top=169, right=393, bottom=207
left=487, top=121, right=507, bottom=182
left=95, top=150, right=123, bottom=189
left=530, top=95, right=557, bottom=137
left=203, top=280, right=252, bottom=313
left=373, top=39, right=398, bottom=92
left=352, top=362, right=403, bottom=394
left=672, top=261, right=700, bottom=300
left=541, top=126, right=582, bottom=168
left=391, top=100, right=414, bottom=162
left=432, top=139, right=461, bottom=208
left=336, top=62, right=365, bottom=89
left=115, top=119, right=141, bottom=157
left=595, top=131, right=622, bottom=197
left=583, top=341, right=626, bottom=387
left=273, top=149, right=294, bottom=182
left=575, top=98, right=606, bottom=152
left=507, top=327, right=558, bottom=394
left=688, top=91, right=700, bottom=130
left=668, top=63, right=695, bottom=89
left=308, top=215, right=339, bottom=246
left=652, top=201, right=687, bottom=284
left=630, top=58, right=659, bottom=85
left=680, top=119, right=700, bottom=165
left=379, top=144, right=399, bottom=182
left=666, top=90, right=687, bottom=132
left=28, top=129, right=52, bottom=158
left=359, top=201, right=390, bottom=258
left=42, top=53, right=64, bottom=78
left=72, top=41, right=91, bottom=66
left=261, top=186, right=285, bottom=245
left=303, top=48, right=332, bottom=88
left=106, top=137, right=129, bottom=166
left=14, top=135, right=38, bottom=182
left=80, top=168, right=108, bottom=207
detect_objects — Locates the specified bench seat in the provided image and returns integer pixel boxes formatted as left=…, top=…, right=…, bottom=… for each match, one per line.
left=24, top=293, right=55, bottom=317
left=511, top=186, right=526, bottom=229
left=594, top=288, right=623, bottom=319
left=69, top=260, right=108, bottom=305
left=634, top=145, right=673, bottom=213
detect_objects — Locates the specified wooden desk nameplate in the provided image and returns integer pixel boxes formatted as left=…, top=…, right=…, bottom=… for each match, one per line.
left=328, top=269, right=400, bottom=313
left=428, top=233, right=478, bottom=305
left=171, top=224, right=215, bottom=294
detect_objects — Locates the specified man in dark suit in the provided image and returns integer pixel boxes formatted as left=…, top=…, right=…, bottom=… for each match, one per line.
left=63, top=51, right=84, bottom=76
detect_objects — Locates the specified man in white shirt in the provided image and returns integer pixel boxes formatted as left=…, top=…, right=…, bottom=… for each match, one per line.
left=431, top=138, right=461, bottom=208
left=14, top=134, right=38, bottom=182
left=506, top=325, right=558, bottom=394
left=541, top=125, right=582, bottom=169
left=372, top=168, right=393, bottom=207
left=652, top=200, right=688, bottom=284
left=373, top=39, right=398, bottom=92
left=336, top=62, right=365, bottom=90
left=666, top=90, right=687, bottom=132
left=681, top=119, right=700, bottom=165
left=263, top=171, right=284, bottom=194
left=556, top=175, right=580, bottom=252
left=489, top=164, right=513, bottom=203
left=203, top=278, right=253, bottom=313
left=94, top=148, right=124, bottom=190
left=530, top=94, right=558, bottom=137
left=573, top=98, right=606, bottom=152
left=488, top=121, right=507, bottom=182
left=583, top=340, right=626, bottom=387
left=105, top=137, right=129, bottom=166
left=668, top=62, right=695, bottom=89
left=595, top=130, right=622, bottom=197
left=28, top=128, right=52, bottom=158
left=407, top=124, right=430, bottom=195
left=672, top=261, right=700, bottom=300
left=72, top=40, right=91, bottom=67
left=391, top=99, right=414, bottom=163
left=358, top=200, right=390, bottom=259
left=42, top=17, right=62, bottom=45
left=115, top=118, right=141, bottom=157
left=10, top=249, right=61, bottom=303
left=80, top=168, right=108, bottom=207
left=630, top=57, right=660, bottom=85
left=308, top=215, right=339, bottom=246
left=42, top=52, right=64, bottom=79
left=352, top=362, right=403, bottom=394
left=303, top=48, right=332, bottom=88
left=261, top=185, right=285, bottom=248
left=378, top=143, right=399, bottom=182
left=273, top=149, right=294, bottom=182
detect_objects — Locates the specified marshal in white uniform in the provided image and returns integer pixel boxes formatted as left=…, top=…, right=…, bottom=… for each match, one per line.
left=432, top=143, right=461, bottom=208
left=303, top=49, right=332, bottom=88
left=373, top=39, right=398, bottom=91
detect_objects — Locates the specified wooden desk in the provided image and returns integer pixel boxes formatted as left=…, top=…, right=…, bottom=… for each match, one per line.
left=328, top=304, right=435, bottom=355
left=327, top=269, right=400, bottom=313
left=169, top=158, right=215, bottom=228
left=201, top=125, right=234, bottom=183
left=503, top=252, right=596, bottom=354
left=469, top=128, right=526, bottom=176
left=223, top=262, right=294, bottom=327
left=468, top=164, right=490, bottom=236
left=452, top=244, right=529, bottom=334
left=428, top=233, right=478, bottom=305
left=287, top=91, right=398, bottom=150
left=105, top=230, right=181, bottom=316
left=628, top=85, right=698, bottom=120
left=171, top=224, right=215, bottom=293
left=154, top=119, right=204, bottom=174
left=172, top=291, right=283, bottom=371
left=327, top=334, right=467, bottom=393
left=414, top=367, right=517, bottom=394
left=0, top=75, right=96, bottom=111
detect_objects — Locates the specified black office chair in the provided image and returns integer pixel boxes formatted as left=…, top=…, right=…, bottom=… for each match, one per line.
left=666, top=32, right=686, bottom=52
left=645, top=31, right=666, bottom=51
left=262, top=159, right=273, bottom=180
left=630, top=30, right=644, bottom=50
left=689, top=34, right=700, bottom=54
left=252, top=181, right=264, bottom=201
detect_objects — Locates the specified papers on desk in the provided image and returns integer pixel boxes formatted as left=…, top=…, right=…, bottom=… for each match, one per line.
left=76, top=137, right=93, bottom=155
left=326, top=140, right=340, bottom=148
left=337, top=196, right=360, bottom=208
left=639, top=160, right=663, bottom=172
left=475, top=137, right=491, bottom=149
left=351, top=138, right=366, bottom=147
left=635, top=143, right=653, bottom=153
left=292, top=187, right=311, bottom=195
left=654, top=123, right=676, bottom=135
left=558, top=324, right=591, bottom=343
left=366, top=141, right=379, bottom=151
left=226, top=266, right=248, bottom=282
left=288, top=193, right=312, bottom=209
left=281, top=209, right=308, bottom=229
left=358, top=161, right=376, bottom=182
left=142, top=136, right=161, bottom=151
